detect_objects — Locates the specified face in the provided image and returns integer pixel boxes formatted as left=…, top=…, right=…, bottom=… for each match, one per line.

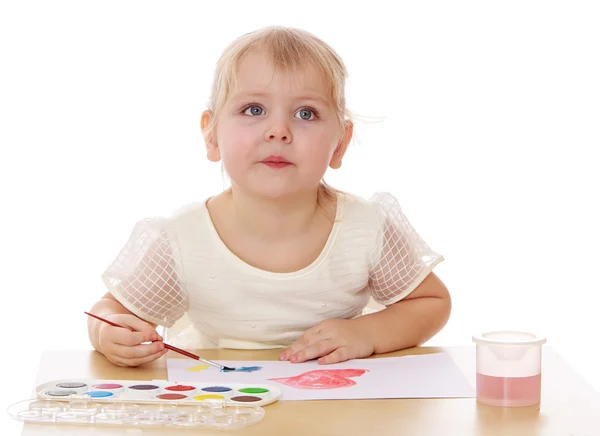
left=202, top=50, right=352, bottom=199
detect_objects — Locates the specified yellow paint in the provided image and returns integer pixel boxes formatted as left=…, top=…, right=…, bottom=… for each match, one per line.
left=185, top=364, right=209, bottom=372
left=194, top=394, right=224, bottom=401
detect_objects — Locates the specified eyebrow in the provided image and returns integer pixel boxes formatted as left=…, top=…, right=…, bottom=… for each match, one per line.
left=231, top=91, right=331, bottom=106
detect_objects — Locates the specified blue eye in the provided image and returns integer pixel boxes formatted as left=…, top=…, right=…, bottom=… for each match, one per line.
left=244, top=105, right=264, bottom=116
left=295, top=108, right=315, bottom=120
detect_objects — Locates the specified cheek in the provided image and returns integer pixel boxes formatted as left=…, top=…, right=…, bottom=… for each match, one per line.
left=217, top=121, right=255, bottom=162
left=302, top=129, right=338, bottom=161
left=220, top=142, right=253, bottom=177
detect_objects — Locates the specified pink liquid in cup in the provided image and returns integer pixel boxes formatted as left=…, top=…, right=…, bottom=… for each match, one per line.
left=476, top=372, right=541, bottom=407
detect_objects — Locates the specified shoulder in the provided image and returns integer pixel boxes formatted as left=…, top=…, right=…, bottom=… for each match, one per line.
left=340, top=191, right=402, bottom=224
left=160, top=198, right=212, bottom=231
left=125, top=199, right=211, bottom=239
left=169, top=198, right=211, bottom=221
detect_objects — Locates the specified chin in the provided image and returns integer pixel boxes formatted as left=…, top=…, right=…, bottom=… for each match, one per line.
left=252, top=187, right=298, bottom=199
left=237, top=182, right=312, bottom=200
left=228, top=171, right=321, bottom=198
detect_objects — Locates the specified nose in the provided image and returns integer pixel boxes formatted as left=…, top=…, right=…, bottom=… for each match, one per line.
left=265, top=117, right=292, bottom=144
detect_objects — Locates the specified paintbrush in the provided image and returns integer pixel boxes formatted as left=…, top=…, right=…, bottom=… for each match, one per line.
left=84, top=311, right=235, bottom=371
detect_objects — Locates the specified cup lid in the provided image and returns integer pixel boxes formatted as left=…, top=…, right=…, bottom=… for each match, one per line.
left=472, top=330, right=546, bottom=346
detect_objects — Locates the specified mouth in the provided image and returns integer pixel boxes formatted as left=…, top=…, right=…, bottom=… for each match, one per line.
left=260, top=155, right=292, bottom=168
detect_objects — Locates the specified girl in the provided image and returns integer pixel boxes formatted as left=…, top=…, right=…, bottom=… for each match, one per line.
left=87, top=26, right=451, bottom=367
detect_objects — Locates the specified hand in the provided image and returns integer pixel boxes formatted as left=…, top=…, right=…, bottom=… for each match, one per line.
left=98, top=314, right=168, bottom=367
left=279, top=318, right=376, bottom=365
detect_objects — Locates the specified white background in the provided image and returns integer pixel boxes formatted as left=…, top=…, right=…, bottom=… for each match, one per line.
left=1, top=0, right=598, bottom=433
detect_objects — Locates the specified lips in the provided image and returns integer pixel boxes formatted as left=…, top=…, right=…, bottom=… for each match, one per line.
left=262, top=155, right=290, bottom=164
left=261, top=155, right=292, bottom=168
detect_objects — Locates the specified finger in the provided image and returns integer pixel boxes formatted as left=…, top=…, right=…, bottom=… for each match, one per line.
left=111, top=348, right=169, bottom=367
left=105, top=326, right=157, bottom=347
left=281, top=328, right=331, bottom=361
left=318, top=347, right=350, bottom=365
left=280, top=321, right=326, bottom=360
left=116, top=315, right=160, bottom=338
left=290, top=339, right=337, bottom=363
left=279, top=348, right=291, bottom=361
left=107, top=341, right=165, bottom=361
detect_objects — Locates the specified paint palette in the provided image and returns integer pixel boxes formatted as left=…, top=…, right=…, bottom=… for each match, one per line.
left=8, top=378, right=281, bottom=430
left=34, top=378, right=281, bottom=406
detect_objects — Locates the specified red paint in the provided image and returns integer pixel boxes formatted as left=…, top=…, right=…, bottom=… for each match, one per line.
left=165, top=385, right=196, bottom=392
left=269, top=369, right=367, bottom=389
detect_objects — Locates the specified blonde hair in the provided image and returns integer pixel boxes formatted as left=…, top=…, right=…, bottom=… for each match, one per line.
left=206, top=26, right=352, bottom=213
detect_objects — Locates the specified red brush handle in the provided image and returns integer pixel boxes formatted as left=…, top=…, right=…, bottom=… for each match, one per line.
left=84, top=311, right=200, bottom=361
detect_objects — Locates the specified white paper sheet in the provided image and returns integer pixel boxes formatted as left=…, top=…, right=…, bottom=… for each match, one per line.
left=167, top=352, right=475, bottom=401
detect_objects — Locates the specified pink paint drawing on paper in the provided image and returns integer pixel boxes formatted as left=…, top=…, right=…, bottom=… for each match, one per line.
left=269, top=369, right=368, bottom=389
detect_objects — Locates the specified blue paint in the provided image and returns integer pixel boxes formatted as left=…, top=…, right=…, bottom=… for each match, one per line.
left=84, top=391, right=113, bottom=398
left=221, top=366, right=263, bottom=373
left=202, top=386, right=232, bottom=392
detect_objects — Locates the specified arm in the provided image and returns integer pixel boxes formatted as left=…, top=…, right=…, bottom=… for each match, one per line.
left=87, top=292, right=158, bottom=353
left=87, top=292, right=166, bottom=367
left=361, top=193, right=450, bottom=354
left=88, top=218, right=188, bottom=366
left=354, top=272, right=451, bottom=354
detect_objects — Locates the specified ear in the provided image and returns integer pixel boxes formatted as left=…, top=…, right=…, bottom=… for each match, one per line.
left=329, top=121, right=353, bottom=169
left=201, top=110, right=220, bottom=162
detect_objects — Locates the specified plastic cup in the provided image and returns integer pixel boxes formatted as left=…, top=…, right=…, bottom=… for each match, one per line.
left=472, top=331, right=546, bottom=407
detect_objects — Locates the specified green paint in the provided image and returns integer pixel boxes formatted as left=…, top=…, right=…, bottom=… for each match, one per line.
left=239, top=387, right=269, bottom=394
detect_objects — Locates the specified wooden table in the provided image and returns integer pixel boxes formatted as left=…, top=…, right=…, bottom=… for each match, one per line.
left=17, top=347, right=600, bottom=435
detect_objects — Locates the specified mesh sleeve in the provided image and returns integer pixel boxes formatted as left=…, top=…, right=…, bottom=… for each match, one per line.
left=367, top=192, right=444, bottom=305
left=101, top=218, right=189, bottom=327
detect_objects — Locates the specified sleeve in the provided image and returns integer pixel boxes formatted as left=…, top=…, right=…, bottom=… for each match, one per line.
left=367, top=192, right=444, bottom=305
left=101, top=218, right=189, bottom=327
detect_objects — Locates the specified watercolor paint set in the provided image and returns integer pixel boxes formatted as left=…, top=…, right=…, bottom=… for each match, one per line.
left=8, top=378, right=282, bottom=430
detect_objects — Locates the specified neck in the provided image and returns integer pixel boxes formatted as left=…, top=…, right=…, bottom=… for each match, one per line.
left=227, top=185, right=322, bottom=240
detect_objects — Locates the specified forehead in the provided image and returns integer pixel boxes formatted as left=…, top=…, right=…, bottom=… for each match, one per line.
left=231, top=50, right=331, bottom=101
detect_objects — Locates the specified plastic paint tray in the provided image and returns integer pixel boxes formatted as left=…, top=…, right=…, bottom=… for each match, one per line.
left=8, top=378, right=282, bottom=430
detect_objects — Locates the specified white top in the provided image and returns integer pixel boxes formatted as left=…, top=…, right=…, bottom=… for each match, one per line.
left=102, top=192, right=443, bottom=349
